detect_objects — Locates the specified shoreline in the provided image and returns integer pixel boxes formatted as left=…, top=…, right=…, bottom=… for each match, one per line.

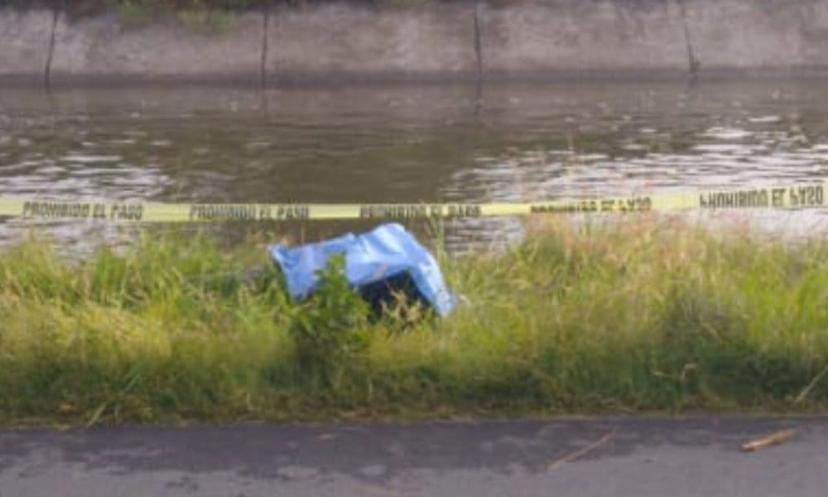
left=5, top=67, right=828, bottom=90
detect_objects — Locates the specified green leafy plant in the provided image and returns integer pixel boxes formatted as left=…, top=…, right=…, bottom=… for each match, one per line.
left=288, top=255, right=371, bottom=384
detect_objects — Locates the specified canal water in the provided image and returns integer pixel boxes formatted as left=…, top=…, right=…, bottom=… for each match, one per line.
left=1, top=80, right=827, bottom=251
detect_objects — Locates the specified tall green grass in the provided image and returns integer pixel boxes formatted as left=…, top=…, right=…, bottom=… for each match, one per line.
left=1, top=217, right=828, bottom=426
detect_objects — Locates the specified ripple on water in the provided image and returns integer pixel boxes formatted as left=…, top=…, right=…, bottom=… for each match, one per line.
left=701, top=127, right=753, bottom=140
left=748, top=115, right=782, bottom=124
left=61, top=154, right=123, bottom=163
left=2, top=83, right=828, bottom=251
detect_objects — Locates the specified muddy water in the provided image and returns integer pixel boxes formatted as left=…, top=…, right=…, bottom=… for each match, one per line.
left=1, top=81, right=827, bottom=251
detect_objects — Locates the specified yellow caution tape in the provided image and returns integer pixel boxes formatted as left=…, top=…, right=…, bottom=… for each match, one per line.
left=0, top=181, right=825, bottom=223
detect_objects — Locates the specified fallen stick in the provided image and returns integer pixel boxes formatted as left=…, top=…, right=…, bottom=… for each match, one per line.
left=741, top=429, right=797, bottom=452
left=547, top=430, right=616, bottom=471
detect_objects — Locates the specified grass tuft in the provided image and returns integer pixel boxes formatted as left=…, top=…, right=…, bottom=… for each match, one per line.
left=1, top=217, right=828, bottom=426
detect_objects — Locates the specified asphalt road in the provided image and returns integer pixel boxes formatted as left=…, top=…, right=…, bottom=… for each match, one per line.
left=1, top=416, right=826, bottom=497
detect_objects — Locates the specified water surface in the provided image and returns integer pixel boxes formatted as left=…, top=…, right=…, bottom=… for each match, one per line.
left=1, top=81, right=827, bottom=251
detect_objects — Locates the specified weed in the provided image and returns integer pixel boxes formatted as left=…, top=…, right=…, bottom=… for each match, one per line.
left=288, top=255, right=372, bottom=385
left=1, top=219, right=827, bottom=425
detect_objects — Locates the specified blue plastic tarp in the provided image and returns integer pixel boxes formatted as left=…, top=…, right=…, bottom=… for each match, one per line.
left=269, top=223, right=455, bottom=316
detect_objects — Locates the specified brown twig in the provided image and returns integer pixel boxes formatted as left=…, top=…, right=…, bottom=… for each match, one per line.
left=795, top=366, right=828, bottom=403
left=741, top=429, right=797, bottom=452
left=547, top=430, right=616, bottom=471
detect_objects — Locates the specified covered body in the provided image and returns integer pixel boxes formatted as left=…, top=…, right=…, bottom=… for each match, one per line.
left=269, top=223, right=454, bottom=316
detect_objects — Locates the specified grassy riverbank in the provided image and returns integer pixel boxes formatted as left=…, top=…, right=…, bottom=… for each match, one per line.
left=1, top=217, right=828, bottom=426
